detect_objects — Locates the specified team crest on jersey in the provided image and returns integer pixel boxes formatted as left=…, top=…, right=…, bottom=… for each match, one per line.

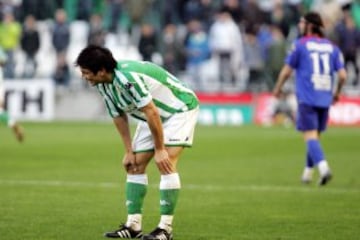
left=125, top=83, right=133, bottom=89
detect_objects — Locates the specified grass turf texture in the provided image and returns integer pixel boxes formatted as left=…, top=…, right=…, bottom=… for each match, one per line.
left=0, top=122, right=359, bottom=240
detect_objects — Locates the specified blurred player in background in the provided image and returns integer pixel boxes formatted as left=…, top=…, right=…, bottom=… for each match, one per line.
left=0, top=46, right=24, bottom=142
left=75, top=45, right=199, bottom=240
left=273, top=12, right=347, bottom=186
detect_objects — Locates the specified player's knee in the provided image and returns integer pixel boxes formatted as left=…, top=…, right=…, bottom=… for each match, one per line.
left=124, top=163, right=147, bottom=174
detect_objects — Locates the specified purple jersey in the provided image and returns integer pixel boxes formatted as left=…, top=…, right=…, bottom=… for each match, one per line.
left=286, top=36, right=345, bottom=107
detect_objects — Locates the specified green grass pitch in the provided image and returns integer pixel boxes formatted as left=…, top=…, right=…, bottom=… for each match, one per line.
left=1, top=122, right=359, bottom=239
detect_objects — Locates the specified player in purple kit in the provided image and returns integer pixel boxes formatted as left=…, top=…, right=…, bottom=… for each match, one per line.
left=273, top=12, right=347, bottom=186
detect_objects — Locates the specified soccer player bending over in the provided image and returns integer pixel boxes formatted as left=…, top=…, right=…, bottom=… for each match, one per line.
left=75, top=45, right=199, bottom=239
left=273, top=12, right=347, bottom=186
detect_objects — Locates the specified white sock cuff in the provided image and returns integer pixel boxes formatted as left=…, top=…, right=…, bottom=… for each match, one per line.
left=127, top=174, right=148, bottom=185
left=126, top=214, right=142, bottom=231
left=0, top=109, right=15, bottom=127
left=158, top=215, right=173, bottom=232
left=318, top=160, right=330, bottom=175
left=8, top=119, right=15, bottom=127
left=160, top=173, right=181, bottom=190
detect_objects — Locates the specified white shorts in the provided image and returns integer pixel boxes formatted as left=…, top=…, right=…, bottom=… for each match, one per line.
left=132, top=107, right=199, bottom=152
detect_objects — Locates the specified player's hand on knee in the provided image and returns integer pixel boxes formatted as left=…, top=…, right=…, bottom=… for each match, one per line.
left=122, top=152, right=138, bottom=173
left=154, top=149, right=173, bottom=174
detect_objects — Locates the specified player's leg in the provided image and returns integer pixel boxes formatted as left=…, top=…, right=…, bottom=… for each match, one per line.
left=1, top=87, right=24, bottom=142
left=297, top=104, right=316, bottom=183
left=104, top=120, right=155, bottom=239
left=303, top=130, right=332, bottom=185
left=143, top=107, right=198, bottom=240
left=303, top=130, right=323, bottom=185
left=298, top=104, right=331, bottom=185
left=11, top=122, right=24, bottom=142
left=142, top=146, right=183, bottom=240
left=0, top=108, right=24, bottom=142
left=316, top=107, right=332, bottom=185
left=0, top=108, right=10, bottom=124
left=104, top=151, right=153, bottom=239
left=126, top=149, right=184, bottom=240
left=301, top=151, right=314, bottom=184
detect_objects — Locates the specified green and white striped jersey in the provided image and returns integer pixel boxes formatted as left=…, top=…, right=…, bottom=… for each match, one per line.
left=96, top=60, right=199, bottom=122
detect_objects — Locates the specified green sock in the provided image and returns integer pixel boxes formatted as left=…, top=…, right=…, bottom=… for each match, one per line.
left=159, top=173, right=181, bottom=215
left=160, top=189, right=179, bottom=215
left=0, top=111, right=9, bottom=125
left=126, top=182, right=147, bottom=214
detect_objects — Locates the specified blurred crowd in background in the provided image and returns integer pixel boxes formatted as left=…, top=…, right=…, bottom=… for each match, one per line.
left=0, top=0, right=359, bottom=94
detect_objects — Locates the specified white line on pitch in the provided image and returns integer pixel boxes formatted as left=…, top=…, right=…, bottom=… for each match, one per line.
left=0, top=179, right=358, bottom=194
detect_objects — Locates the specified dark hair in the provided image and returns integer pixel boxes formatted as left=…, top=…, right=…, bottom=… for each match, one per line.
left=75, top=45, right=117, bottom=74
left=304, top=12, right=324, bottom=37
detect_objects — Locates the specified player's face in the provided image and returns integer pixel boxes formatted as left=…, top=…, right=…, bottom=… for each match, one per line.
left=80, top=67, right=107, bottom=86
left=298, top=17, right=306, bottom=36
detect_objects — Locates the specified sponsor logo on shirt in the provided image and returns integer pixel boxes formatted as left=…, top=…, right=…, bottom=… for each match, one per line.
left=169, top=138, right=180, bottom=142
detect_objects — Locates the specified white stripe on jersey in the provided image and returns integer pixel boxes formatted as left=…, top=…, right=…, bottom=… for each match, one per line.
left=166, top=73, right=194, bottom=95
left=129, top=72, right=148, bottom=95
left=98, top=85, right=120, bottom=117
left=137, top=73, right=191, bottom=112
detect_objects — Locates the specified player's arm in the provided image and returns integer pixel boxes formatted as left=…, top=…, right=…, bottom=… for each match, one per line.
left=333, top=68, right=347, bottom=104
left=141, top=101, right=164, bottom=151
left=273, top=64, right=293, bottom=98
left=140, top=101, right=172, bottom=174
left=113, top=114, right=136, bottom=171
left=113, top=114, right=132, bottom=152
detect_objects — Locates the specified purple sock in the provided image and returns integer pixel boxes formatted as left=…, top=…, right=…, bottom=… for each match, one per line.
left=307, top=139, right=325, bottom=165
left=306, top=152, right=314, bottom=168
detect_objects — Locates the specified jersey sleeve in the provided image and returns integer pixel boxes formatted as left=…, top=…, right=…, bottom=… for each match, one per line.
left=333, top=47, right=345, bottom=71
left=285, top=41, right=300, bottom=69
